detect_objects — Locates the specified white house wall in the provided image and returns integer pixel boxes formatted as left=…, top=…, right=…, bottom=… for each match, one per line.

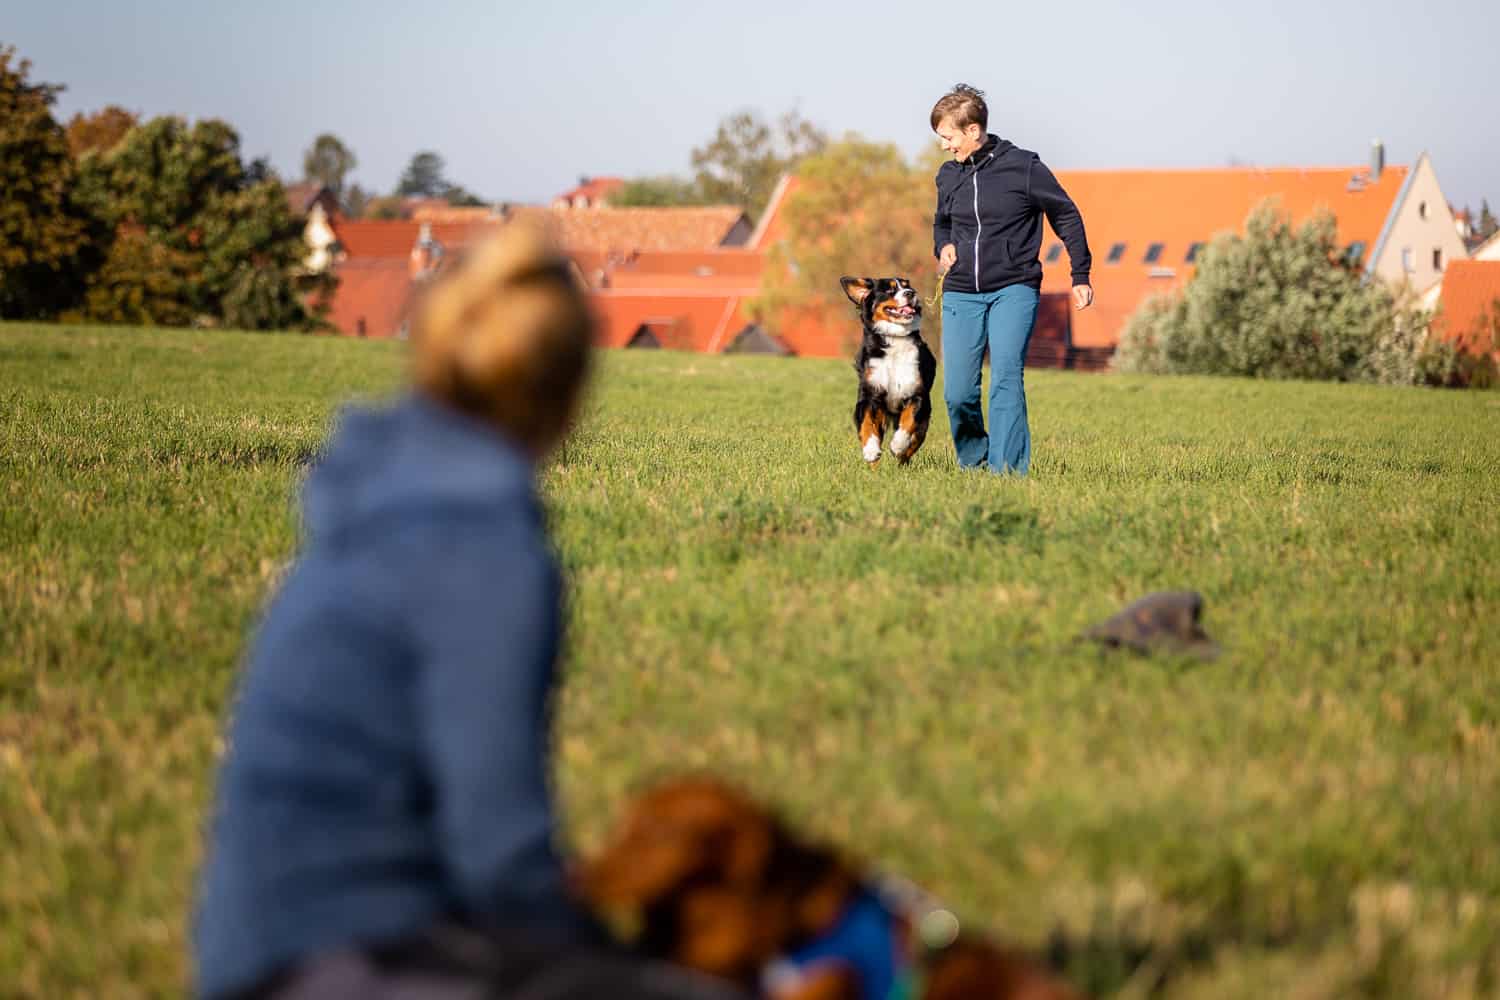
left=1371, top=155, right=1470, bottom=293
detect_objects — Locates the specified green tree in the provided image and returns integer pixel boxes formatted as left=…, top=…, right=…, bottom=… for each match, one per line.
left=1480, top=199, right=1498, bottom=239
left=396, top=151, right=447, bottom=198
left=691, top=110, right=827, bottom=222
left=748, top=136, right=936, bottom=352
left=1114, top=200, right=1445, bottom=385
left=78, top=226, right=195, bottom=326
left=301, top=133, right=357, bottom=204
left=343, top=182, right=371, bottom=218
left=65, top=105, right=138, bottom=158
left=363, top=194, right=406, bottom=220
left=441, top=184, right=485, bottom=207
left=611, top=175, right=711, bottom=208
left=0, top=46, right=95, bottom=319
left=75, top=115, right=328, bottom=329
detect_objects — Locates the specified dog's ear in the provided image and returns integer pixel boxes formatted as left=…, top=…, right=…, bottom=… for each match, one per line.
left=576, top=800, right=709, bottom=909
left=577, top=778, right=776, bottom=910
left=840, top=277, right=874, bottom=306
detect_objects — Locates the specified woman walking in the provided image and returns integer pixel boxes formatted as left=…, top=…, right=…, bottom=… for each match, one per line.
left=931, top=83, right=1093, bottom=475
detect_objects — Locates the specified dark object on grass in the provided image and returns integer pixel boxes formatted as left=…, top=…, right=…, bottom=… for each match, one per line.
left=1085, top=591, right=1219, bottom=660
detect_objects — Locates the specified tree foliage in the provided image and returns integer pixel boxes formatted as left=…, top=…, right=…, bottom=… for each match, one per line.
left=0, top=47, right=95, bottom=318
left=65, top=105, right=138, bottom=158
left=691, top=110, right=826, bottom=222
left=301, top=132, right=357, bottom=204
left=396, top=151, right=447, bottom=198
left=74, top=115, right=328, bottom=329
left=1479, top=199, right=1497, bottom=241
left=1113, top=200, right=1470, bottom=385
left=394, top=150, right=485, bottom=206
left=748, top=136, right=938, bottom=352
left=608, top=110, right=827, bottom=219
left=610, top=175, right=711, bottom=208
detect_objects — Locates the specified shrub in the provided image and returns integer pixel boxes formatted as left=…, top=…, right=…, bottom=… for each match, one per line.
left=1113, top=201, right=1476, bottom=387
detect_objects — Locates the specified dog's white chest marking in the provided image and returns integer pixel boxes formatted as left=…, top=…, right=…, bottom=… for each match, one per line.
left=866, top=336, right=920, bottom=403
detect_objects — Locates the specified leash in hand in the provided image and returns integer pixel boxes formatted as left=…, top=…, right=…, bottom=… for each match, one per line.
left=927, top=267, right=950, bottom=316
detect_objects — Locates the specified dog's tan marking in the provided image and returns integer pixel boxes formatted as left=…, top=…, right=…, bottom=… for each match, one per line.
left=893, top=401, right=927, bottom=464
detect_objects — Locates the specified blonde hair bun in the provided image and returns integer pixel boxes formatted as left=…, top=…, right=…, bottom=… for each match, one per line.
left=410, top=218, right=594, bottom=454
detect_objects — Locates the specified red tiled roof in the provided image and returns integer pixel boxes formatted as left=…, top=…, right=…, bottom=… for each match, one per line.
left=284, top=182, right=333, bottom=216
left=554, top=177, right=626, bottom=206
left=325, top=258, right=414, bottom=338
left=410, top=204, right=504, bottom=223
left=749, top=175, right=798, bottom=251
left=334, top=208, right=748, bottom=261
left=1435, top=261, right=1500, bottom=351
left=332, top=219, right=491, bottom=258
left=602, top=251, right=764, bottom=295
left=591, top=292, right=753, bottom=352
left=1039, top=165, right=1408, bottom=346
left=541, top=206, right=749, bottom=254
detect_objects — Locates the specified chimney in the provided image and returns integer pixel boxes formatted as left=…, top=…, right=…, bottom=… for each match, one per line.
left=410, top=222, right=440, bottom=279
left=1371, top=140, right=1385, bottom=181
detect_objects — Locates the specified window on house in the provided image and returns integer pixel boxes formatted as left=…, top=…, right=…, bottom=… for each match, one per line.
left=1418, top=201, right=1428, bottom=220
left=1044, top=242, right=1063, bottom=263
left=1143, top=242, right=1165, bottom=264
left=1433, top=248, right=1443, bottom=271
left=1401, top=247, right=1414, bottom=272
left=1345, top=241, right=1367, bottom=267
left=1185, top=242, right=1204, bottom=263
left=1106, top=242, right=1127, bottom=264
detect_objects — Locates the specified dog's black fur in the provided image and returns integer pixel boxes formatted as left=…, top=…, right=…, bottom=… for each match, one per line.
left=842, top=276, right=938, bottom=466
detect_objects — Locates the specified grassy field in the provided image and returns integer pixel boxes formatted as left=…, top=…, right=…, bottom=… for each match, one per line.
left=3, top=321, right=1499, bottom=998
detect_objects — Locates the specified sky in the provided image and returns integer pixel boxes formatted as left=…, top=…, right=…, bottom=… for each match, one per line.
left=10, top=0, right=1499, bottom=214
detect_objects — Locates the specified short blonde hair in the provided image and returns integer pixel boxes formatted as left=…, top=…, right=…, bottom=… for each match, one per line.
left=410, top=219, right=594, bottom=455
left=930, top=83, right=988, bottom=132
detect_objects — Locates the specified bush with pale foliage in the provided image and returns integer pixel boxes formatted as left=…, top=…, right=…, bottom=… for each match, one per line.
left=1114, top=201, right=1486, bottom=386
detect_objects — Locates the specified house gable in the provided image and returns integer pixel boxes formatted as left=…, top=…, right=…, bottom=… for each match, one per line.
left=1367, top=154, right=1470, bottom=293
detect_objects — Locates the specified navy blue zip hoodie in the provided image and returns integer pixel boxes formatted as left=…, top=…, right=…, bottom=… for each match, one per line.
left=194, top=394, right=594, bottom=1000
left=933, top=135, right=1092, bottom=294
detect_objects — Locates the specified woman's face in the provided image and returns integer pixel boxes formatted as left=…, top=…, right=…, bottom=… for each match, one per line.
left=934, top=118, right=985, bottom=162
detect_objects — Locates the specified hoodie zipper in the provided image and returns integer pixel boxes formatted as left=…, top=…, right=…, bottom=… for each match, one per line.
left=971, top=170, right=981, bottom=287
left=969, top=148, right=994, bottom=288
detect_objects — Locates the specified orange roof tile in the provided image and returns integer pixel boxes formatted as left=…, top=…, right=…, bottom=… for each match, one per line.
left=554, top=177, right=626, bottom=206
left=409, top=204, right=506, bottom=223
left=284, top=181, right=335, bottom=217
left=1039, top=165, right=1408, bottom=346
left=541, top=206, right=750, bottom=254
left=590, top=292, right=752, bottom=352
left=325, top=258, right=415, bottom=338
left=1435, top=260, right=1500, bottom=351
left=332, top=219, right=491, bottom=258
left=334, top=207, right=749, bottom=262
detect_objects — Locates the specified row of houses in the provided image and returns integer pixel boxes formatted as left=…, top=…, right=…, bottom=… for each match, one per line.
left=290, top=145, right=1498, bottom=364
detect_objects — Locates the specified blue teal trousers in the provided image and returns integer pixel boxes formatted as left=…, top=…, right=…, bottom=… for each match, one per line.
left=940, top=284, right=1041, bottom=474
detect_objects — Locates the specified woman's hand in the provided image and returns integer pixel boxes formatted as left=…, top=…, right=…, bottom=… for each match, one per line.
left=1072, top=284, right=1094, bottom=311
left=939, top=244, right=957, bottom=273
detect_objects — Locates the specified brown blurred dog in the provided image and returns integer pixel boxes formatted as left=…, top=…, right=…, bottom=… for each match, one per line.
left=577, top=777, right=1084, bottom=1000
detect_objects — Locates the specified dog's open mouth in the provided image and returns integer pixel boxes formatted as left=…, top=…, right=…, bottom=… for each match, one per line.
left=884, top=304, right=917, bottom=321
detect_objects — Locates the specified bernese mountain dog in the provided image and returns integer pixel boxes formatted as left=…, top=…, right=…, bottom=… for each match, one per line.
left=842, top=276, right=937, bottom=468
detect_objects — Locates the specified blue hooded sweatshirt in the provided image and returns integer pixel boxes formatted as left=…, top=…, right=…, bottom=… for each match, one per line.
left=194, top=394, right=592, bottom=999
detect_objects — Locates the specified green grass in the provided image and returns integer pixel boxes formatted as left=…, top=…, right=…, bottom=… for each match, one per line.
left=3, top=321, right=1500, bottom=998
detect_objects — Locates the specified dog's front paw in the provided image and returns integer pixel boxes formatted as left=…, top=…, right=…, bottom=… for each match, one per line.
left=890, top=429, right=911, bottom=457
left=862, top=436, right=881, bottom=464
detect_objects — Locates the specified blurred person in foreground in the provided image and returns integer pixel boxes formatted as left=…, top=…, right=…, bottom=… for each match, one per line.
left=194, top=221, right=746, bottom=1000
